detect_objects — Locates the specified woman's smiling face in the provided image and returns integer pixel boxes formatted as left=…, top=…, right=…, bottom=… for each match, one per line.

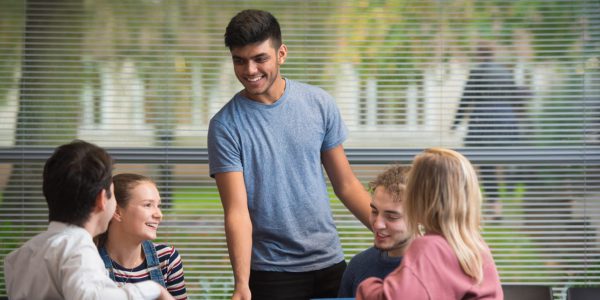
left=115, top=181, right=163, bottom=241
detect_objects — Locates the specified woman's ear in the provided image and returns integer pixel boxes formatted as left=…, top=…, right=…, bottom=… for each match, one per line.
left=113, top=206, right=124, bottom=222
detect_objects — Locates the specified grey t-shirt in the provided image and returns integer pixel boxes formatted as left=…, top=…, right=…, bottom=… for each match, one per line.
left=338, top=247, right=402, bottom=297
left=208, top=78, right=347, bottom=272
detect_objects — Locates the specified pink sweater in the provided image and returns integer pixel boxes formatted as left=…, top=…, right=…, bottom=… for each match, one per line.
left=356, top=234, right=503, bottom=300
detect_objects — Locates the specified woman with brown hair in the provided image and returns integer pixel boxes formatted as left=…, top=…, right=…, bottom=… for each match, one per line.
left=97, top=173, right=188, bottom=299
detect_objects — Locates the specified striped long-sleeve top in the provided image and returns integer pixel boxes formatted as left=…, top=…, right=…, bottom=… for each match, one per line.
left=110, top=243, right=187, bottom=300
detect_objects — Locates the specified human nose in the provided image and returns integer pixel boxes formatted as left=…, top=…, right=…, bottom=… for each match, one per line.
left=372, top=214, right=385, bottom=230
left=245, top=61, right=257, bottom=74
left=154, top=206, right=163, bottom=221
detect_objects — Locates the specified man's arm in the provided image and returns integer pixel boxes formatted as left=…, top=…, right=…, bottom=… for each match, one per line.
left=322, top=145, right=371, bottom=230
left=60, top=245, right=174, bottom=300
left=122, top=283, right=175, bottom=300
left=215, top=172, right=252, bottom=300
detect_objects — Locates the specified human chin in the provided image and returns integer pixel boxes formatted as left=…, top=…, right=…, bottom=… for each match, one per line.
left=373, top=237, right=394, bottom=251
left=243, top=79, right=268, bottom=95
left=144, top=232, right=157, bottom=240
left=143, top=222, right=159, bottom=240
left=374, top=242, right=394, bottom=252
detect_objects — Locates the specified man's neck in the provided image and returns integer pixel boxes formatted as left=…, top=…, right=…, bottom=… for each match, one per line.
left=82, top=216, right=103, bottom=238
left=387, top=237, right=414, bottom=257
left=244, top=77, right=286, bottom=104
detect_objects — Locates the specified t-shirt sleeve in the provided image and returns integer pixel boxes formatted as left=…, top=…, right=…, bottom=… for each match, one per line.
left=321, top=94, right=348, bottom=152
left=207, top=118, right=243, bottom=177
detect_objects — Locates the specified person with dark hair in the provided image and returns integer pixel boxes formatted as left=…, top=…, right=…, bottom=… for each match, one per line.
left=452, top=43, right=523, bottom=147
left=4, top=140, right=174, bottom=300
left=97, top=173, right=188, bottom=299
left=451, top=42, right=530, bottom=218
left=357, top=148, right=502, bottom=299
left=208, top=9, right=372, bottom=300
left=338, top=165, right=414, bottom=298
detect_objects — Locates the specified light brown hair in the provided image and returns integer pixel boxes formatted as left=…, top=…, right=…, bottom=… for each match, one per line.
left=368, top=165, right=410, bottom=202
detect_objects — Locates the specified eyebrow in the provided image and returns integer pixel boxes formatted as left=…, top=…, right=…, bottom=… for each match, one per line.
left=141, top=199, right=160, bottom=204
left=384, top=211, right=402, bottom=215
left=370, top=204, right=401, bottom=215
left=232, top=53, right=270, bottom=60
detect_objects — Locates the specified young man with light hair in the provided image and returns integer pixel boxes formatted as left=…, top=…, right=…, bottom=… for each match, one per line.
left=338, top=165, right=413, bottom=297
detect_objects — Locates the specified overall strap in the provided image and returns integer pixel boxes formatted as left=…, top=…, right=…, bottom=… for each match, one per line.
left=98, top=246, right=116, bottom=281
left=142, top=240, right=167, bottom=288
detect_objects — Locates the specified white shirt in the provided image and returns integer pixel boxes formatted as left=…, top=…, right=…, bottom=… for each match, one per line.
left=4, top=221, right=162, bottom=300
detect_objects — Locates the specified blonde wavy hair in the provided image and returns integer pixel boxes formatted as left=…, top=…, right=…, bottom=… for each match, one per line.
left=405, top=147, right=486, bottom=283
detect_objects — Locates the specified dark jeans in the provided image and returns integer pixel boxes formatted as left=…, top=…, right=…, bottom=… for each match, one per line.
left=249, top=260, right=347, bottom=300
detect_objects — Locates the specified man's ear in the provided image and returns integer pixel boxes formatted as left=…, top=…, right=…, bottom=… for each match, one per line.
left=94, top=189, right=107, bottom=213
left=277, top=44, right=287, bottom=65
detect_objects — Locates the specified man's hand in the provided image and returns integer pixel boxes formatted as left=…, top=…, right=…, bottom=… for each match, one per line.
left=157, top=286, right=175, bottom=300
left=232, top=284, right=251, bottom=300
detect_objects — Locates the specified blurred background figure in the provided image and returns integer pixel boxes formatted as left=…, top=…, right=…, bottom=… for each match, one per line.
left=452, top=41, right=532, bottom=218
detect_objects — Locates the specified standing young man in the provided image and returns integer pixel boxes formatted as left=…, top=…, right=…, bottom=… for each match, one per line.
left=4, top=140, right=174, bottom=300
left=208, top=9, right=371, bottom=300
left=338, top=165, right=413, bottom=297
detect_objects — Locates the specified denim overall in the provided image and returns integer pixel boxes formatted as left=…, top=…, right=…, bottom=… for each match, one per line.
left=99, top=240, right=167, bottom=287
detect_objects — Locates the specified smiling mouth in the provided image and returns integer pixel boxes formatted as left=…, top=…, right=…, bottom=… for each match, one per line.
left=246, top=75, right=263, bottom=82
left=376, top=232, right=388, bottom=239
left=146, top=223, right=159, bottom=229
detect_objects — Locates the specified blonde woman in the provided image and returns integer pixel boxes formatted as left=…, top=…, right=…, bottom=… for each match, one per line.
left=357, top=148, right=502, bottom=299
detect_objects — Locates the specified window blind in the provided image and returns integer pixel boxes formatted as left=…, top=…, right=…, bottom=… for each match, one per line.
left=0, top=1, right=598, bottom=299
